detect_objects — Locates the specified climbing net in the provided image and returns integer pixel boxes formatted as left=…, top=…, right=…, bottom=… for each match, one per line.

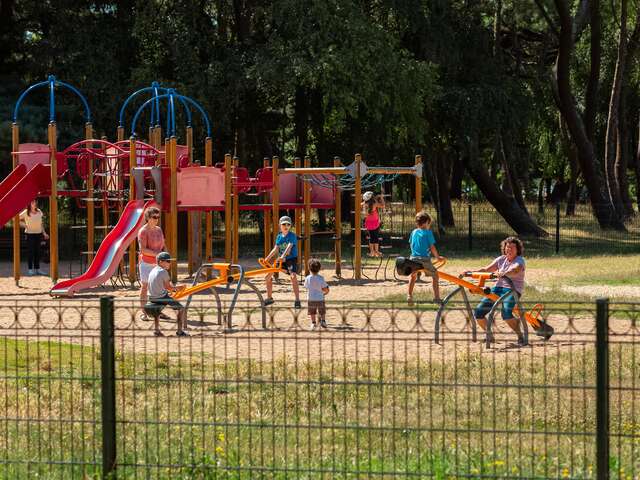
left=297, top=172, right=400, bottom=191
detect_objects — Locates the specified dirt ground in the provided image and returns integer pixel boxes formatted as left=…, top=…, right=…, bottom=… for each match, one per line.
left=0, top=259, right=633, bottom=360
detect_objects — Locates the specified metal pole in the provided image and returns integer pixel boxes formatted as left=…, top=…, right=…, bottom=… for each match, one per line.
left=555, top=202, right=560, bottom=254
left=596, top=297, right=610, bottom=480
left=468, top=203, right=472, bottom=251
left=100, top=296, right=117, bottom=478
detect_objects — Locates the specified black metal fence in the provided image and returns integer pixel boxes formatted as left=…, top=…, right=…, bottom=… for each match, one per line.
left=0, top=297, right=638, bottom=478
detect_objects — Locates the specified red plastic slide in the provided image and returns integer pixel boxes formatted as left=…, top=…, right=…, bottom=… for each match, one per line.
left=0, top=163, right=51, bottom=228
left=50, top=200, right=156, bottom=296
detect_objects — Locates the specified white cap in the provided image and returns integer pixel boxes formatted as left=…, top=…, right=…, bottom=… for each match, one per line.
left=363, top=191, right=374, bottom=202
left=279, top=215, right=292, bottom=225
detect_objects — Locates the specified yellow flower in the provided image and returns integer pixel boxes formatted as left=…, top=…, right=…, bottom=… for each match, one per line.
left=561, top=468, right=570, bottom=478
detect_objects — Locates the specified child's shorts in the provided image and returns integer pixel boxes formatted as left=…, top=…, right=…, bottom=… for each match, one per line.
left=409, top=256, right=437, bottom=278
left=283, top=258, right=299, bottom=274
left=150, top=294, right=184, bottom=311
left=367, top=228, right=381, bottom=244
left=308, top=301, right=326, bottom=316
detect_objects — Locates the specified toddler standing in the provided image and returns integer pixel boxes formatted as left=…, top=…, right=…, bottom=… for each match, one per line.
left=304, top=258, right=329, bottom=329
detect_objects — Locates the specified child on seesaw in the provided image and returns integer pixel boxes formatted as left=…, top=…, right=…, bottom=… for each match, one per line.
left=147, top=252, right=189, bottom=337
left=407, top=211, right=443, bottom=306
left=304, top=258, right=329, bottom=330
left=264, top=215, right=301, bottom=308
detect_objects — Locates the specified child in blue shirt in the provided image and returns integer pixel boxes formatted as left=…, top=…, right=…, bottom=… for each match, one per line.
left=264, top=215, right=301, bottom=308
left=407, top=211, right=442, bottom=305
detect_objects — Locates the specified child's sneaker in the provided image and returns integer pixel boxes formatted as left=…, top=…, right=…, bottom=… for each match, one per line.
left=310, top=322, right=317, bottom=331
left=320, top=319, right=328, bottom=329
left=36, top=269, right=46, bottom=276
left=294, top=300, right=301, bottom=309
left=264, top=298, right=275, bottom=306
left=407, top=295, right=414, bottom=306
left=176, top=330, right=190, bottom=337
left=27, top=269, right=34, bottom=276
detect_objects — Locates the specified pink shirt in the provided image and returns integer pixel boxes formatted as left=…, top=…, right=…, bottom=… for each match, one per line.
left=364, top=208, right=380, bottom=230
left=138, top=226, right=165, bottom=264
left=490, top=255, right=526, bottom=293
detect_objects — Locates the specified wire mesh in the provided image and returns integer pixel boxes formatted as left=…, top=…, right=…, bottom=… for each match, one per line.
left=0, top=299, right=638, bottom=478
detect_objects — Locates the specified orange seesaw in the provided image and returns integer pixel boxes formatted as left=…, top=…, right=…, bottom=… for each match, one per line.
left=396, top=256, right=553, bottom=345
left=169, top=244, right=293, bottom=329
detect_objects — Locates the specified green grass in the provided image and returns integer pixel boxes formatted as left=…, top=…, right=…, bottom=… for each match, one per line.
left=1, top=335, right=639, bottom=479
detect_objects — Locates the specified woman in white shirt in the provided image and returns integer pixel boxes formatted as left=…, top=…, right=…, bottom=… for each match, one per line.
left=19, top=200, right=49, bottom=275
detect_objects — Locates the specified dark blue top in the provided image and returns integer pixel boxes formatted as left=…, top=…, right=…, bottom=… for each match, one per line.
left=276, top=231, right=298, bottom=259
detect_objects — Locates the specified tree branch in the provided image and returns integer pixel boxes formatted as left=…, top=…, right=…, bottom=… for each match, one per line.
left=534, top=0, right=559, bottom=37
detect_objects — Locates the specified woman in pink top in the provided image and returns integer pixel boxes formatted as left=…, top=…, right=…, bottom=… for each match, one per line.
left=361, top=191, right=385, bottom=257
left=464, top=236, right=526, bottom=345
left=138, top=206, right=166, bottom=319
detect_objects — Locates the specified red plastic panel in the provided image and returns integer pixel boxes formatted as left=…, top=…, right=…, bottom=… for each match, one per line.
left=17, top=143, right=50, bottom=171
left=277, top=173, right=300, bottom=203
left=176, top=166, right=225, bottom=208
left=311, top=175, right=335, bottom=205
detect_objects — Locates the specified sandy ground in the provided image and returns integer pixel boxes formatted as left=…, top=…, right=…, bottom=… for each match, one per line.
left=0, top=260, right=636, bottom=360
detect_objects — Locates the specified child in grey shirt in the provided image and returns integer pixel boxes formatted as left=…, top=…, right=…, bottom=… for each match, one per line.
left=303, top=259, right=329, bottom=329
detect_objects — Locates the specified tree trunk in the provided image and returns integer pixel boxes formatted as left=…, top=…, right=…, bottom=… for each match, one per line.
left=436, top=155, right=455, bottom=227
left=502, top=131, right=528, bottom=212
left=537, top=179, right=545, bottom=215
left=293, top=86, right=310, bottom=158
left=559, top=116, right=578, bottom=215
left=551, top=0, right=625, bottom=229
left=450, top=154, right=464, bottom=199
left=604, top=0, right=628, bottom=217
left=465, top=135, right=548, bottom=237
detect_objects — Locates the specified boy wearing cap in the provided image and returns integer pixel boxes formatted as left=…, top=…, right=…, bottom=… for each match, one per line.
left=147, top=252, right=189, bottom=336
left=264, top=216, right=301, bottom=308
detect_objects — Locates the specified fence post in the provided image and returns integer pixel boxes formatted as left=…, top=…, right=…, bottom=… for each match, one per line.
left=467, top=203, right=472, bottom=251
left=595, top=297, right=610, bottom=480
left=100, top=296, right=117, bottom=478
left=555, top=203, right=560, bottom=254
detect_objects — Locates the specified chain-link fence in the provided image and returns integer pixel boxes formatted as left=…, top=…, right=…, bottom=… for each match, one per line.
left=0, top=298, right=637, bottom=478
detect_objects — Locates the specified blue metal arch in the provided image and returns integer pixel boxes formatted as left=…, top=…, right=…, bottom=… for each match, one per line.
left=130, top=92, right=211, bottom=138
left=119, top=82, right=194, bottom=132
left=13, top=75, right=92, bottom=123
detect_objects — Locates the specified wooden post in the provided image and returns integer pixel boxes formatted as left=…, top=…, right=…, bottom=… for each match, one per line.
left=101, top=136, right=109, bottom=236
left=11, top=123, right=20, bottom=285
left=205, top=138, right=213, bottom=274
left=303, top=156, right=311, bottom=276
left=415, top=154, right=423, bottom=214
left=86, top=123, right=95, bottom=264
left=263, top=157, right=272, bottom=257
left=116, top=127, right=125, bottom=222
left=271, top=156, right=280, bottom=241
left=232, top=156, right=240, bottom=263
left=186, top=126, right=194, bottom=275
left=128, top=137, right=137, bottom=285
left=224, top=154, right=232, bottom=262
left=334, top=156, right=342, bottom=277
left=117, top=126, right=124, bottom=142
left=293, top=157, right=302, bottom=272
left=168, top=137, right=178, bottom=282
left=353, top=153, right=362, bottom=280
left=48, top=122, right=58, bottom=282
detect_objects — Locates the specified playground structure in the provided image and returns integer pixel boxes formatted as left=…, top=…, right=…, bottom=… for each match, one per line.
left=395, top=256, right=553, bottom=346
left=1, top=76, right=424, bottom=295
